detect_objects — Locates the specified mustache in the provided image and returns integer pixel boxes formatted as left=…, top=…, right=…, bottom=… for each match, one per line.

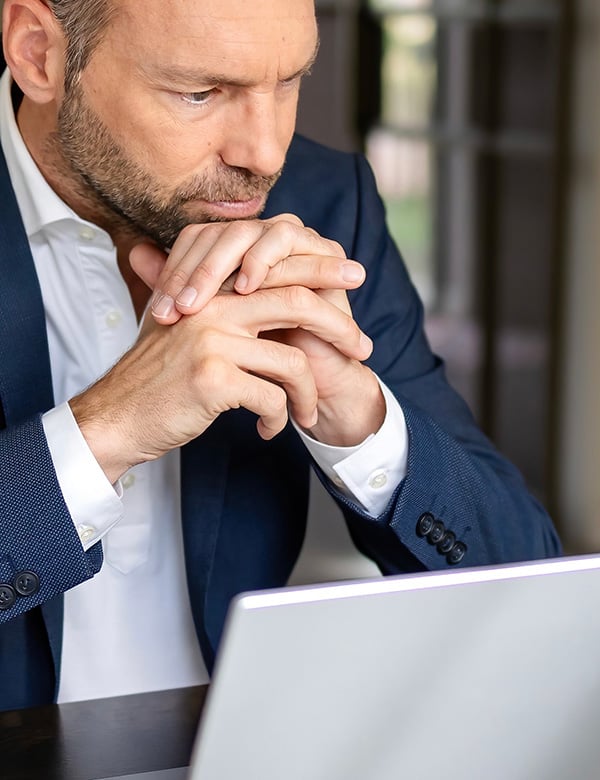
left=175, top=166, right=282, bottom=205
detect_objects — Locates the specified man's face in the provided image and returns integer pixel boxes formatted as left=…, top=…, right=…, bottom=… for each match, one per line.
left=53, top=0, right=318, bottom=247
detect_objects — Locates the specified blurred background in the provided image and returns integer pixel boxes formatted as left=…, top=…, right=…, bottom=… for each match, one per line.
left=291, top=0, right=600, bottom=581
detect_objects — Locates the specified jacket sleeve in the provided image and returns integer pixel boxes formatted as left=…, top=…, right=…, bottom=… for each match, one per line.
left=0, top=415, right=102, bottom=623
left=319, top=152, right=561, bottom=572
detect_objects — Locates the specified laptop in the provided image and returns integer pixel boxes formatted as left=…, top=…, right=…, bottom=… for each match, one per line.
left=104, top=554, right=600, bottom=780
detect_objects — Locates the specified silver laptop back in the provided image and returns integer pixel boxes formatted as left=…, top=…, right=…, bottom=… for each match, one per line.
left=189, top=555, right=600, bottom=780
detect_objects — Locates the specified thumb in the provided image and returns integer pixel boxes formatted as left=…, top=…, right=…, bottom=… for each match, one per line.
left=129, top=242, right=168, bottom=290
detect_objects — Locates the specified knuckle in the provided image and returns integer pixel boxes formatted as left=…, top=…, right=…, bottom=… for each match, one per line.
left=287, top=213, right=304, bottom=227
left=327, top=239, right=346, bottom=258
left=267, top=385, right=288, bottom=414
left=195, top=326, right=221, bottom=356
left=284, top=284, right=312, bottom=310
left=178, top=223, right=204, bottom=242
left=196, top=353, right=228, bottom=391
left=343, top=313, right=360, bottom=341
left=228, top=220, right=259, bottom=242
left=199, top=223, right=225, bottom=242
left=286, top=346, right=308, bottom=378
left=276, top=212, right=304, bottom=227
left=242, top=246, right=268, bottom=271
left=272, top=219, right=298, bottom=245
left=192, top=261, right=220, bottom=283
left=165, top=268, right=191, bottom=292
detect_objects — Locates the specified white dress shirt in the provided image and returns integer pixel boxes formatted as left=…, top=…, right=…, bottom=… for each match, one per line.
left=0, top=68, right=409, bottom=703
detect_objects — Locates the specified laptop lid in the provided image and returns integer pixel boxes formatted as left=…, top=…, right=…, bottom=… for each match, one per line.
left=188, top=554, right=600, bottom=780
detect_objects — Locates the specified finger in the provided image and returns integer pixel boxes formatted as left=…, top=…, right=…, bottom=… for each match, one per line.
left=258, top=254, right=365, bottom=292
left=233, top=220, right=347, bottom=295
left=314, top=287, right=353, bottom=315
left=170, top=221, right=270, bottom=313
left=207, top=286, right=373, bottom=362
left=151, top=224, right=224, bottom=323
left=262, top=212, right=305, bottom=228
left=129, top=243, right=169, bottom=290
left=210, top=332, right=319, bottom=429
left=209, top=361, right=290, bottom=440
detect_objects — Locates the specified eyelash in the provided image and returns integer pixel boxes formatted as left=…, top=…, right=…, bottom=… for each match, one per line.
left=180, top=90, right=216, bottom=107
left=178, top=76, right=304, bottom=108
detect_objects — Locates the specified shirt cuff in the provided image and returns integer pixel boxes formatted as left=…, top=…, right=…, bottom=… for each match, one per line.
left=42, top=403, right=123, bottom=550
left=293, top=379, right=408, bottom=517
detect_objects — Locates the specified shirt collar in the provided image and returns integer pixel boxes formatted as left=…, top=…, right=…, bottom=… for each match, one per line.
left=0, top=68, right=84, bottom=238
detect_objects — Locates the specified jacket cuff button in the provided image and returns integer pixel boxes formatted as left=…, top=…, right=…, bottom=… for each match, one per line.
left=437, top=531, right=456, bottom=555
left=13, top=571, right=40, bottom=597
left=0, top=584, right=16, bottom=610
left=447, top=542, right=467, bottom=565
left=428, top=521, right=446, bottom=545
left=416, top=512, right=435, bottom=537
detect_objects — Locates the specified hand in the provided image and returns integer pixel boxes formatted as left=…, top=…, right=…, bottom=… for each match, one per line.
left=131, top=214, right=384, bottom=448
left=69, top=285, right=372, bottom=484
left=266, top=288, right=386, bottom=447
left=129, top=214, right=366, bottom=324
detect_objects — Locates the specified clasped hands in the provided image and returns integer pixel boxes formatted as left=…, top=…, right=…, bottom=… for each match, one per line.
left=70, top=214, right=385, bottom=484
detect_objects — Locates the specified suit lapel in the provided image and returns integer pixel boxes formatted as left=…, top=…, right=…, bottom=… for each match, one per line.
left=0, top=148, right=54, bottom=421
left=180, top=421, right=231, bottom=672
left=0, top=145, right=64, bottom=697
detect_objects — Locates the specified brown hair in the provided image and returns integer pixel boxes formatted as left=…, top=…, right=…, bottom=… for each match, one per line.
left=46, top=0, right=115, bottom=90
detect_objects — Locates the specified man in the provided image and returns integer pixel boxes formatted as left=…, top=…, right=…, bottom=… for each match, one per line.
left=0, top=0, right=560, bottom=711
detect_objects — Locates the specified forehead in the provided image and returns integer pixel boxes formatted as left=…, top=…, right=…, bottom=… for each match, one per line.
left=107, top=0, right=318, bottom=79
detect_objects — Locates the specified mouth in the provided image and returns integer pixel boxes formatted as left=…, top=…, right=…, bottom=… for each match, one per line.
left=197, top=195, right=267, bottom=220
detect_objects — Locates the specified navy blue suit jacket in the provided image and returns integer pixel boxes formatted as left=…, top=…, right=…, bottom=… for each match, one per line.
left=0, top=133, right=561, bottom=711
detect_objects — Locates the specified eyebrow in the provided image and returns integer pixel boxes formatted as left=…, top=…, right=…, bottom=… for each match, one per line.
left=142, top=38, right=320, bottom=89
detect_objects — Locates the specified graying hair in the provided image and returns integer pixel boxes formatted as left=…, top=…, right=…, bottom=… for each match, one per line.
left=46, top=0, right=115, bottom=91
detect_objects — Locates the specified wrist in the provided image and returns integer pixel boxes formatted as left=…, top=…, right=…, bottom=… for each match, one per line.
left=309, top=364, right=385, bottom=447
left=69, top=397, right=139, bottom=485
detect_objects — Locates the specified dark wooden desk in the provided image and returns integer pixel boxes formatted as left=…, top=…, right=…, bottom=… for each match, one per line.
left=0, top=686, right=208, bottom=780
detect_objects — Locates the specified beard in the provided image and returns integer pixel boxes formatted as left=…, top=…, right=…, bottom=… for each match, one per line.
left=52, top=82, right=282, bottom=248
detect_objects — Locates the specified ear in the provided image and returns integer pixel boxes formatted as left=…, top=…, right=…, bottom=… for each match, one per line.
left=2, top=0, right=66, bottom=104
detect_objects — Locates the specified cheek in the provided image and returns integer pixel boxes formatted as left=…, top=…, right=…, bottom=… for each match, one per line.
left=277, top=90, right=301, bottom=147
left=110, top=98, right=217, bottom=182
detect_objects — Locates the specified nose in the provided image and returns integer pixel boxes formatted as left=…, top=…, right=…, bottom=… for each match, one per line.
left=219, top=91, right=292, bottom=178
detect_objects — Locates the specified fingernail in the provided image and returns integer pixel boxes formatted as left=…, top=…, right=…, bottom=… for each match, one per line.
left=309, top=409, right=319, bottom=427
left=341, top=262, right=365, bottom=283
left=235, top=272, right=249, bottom=292
left=177, top=286, right=198, bottom=308
left=360, top=333, right=373, bottom=355
left=151, top=289, right=164, bottom=308
left=153, top=294, right=175, bottom=319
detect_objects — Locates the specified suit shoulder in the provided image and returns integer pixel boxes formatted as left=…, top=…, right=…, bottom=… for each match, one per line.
left=264, top=135, right=375, bottom=244
left=284, top=134, right=358, bottom=180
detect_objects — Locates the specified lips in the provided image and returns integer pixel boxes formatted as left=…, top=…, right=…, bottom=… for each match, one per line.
left=197, top=194, right=267, bottom=220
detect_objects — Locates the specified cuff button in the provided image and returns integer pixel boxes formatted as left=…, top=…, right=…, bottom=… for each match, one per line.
left=437, top=531, right=456, bottom=555
left=416, top=513, right=435, bottom=537
left=0, top=584, right=16, bottom=610
left=14, top=571, right=40, bottom=597
left=368, top=471, right=388, bottom=490
left=448, top=542, right=467, bottom=565
left=428, top=521, right=446, bottom=545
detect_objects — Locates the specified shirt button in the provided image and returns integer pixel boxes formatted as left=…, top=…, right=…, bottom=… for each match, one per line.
left=122, top=473, right=136, bottom=490
left=79, top=226, right=96, bottom=242
left=368, top=471, right=388, bottom=490
left=77, top=525, right=97, bottom=544
left=332, top=475, right=345, bottom=489
left=105, top=310, right=122, bottom=328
